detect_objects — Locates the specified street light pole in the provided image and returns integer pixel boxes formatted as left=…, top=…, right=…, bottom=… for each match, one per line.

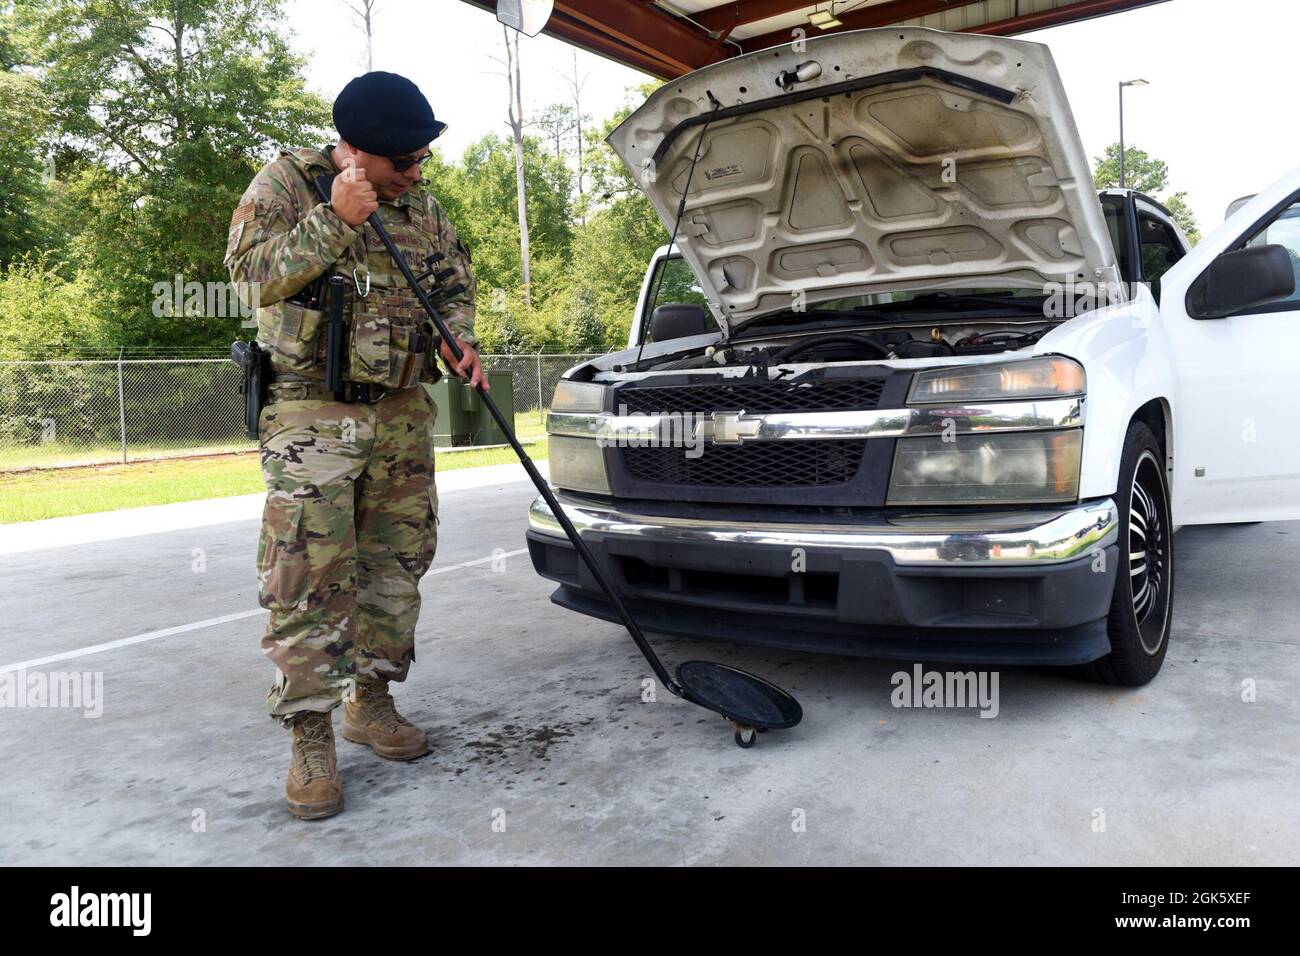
left=1118, top=78, right=1149, bottom=189
left=1118, top=81, right=1125, bottom=189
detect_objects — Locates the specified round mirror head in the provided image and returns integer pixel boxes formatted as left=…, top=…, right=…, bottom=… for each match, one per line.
left=675, top=661, right=802, bottom=730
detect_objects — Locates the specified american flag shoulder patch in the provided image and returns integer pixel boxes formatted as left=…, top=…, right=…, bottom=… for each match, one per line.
left=230, top=202, right=255, bottom=227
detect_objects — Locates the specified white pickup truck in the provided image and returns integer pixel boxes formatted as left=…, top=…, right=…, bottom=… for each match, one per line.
left=526, top=27, right=1300, bottom=686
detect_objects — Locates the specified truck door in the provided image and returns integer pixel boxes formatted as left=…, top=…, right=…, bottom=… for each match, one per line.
left=1159, top=166, right=1300, bottom=524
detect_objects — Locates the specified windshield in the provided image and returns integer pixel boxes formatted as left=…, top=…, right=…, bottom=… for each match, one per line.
left=647, top=254, right=1051, bottom=340
left=729, top=286, right=1051, bottom=338
left=805, top=287, right=1046, bottom=312
left=645, top=256, right=709, bottom=315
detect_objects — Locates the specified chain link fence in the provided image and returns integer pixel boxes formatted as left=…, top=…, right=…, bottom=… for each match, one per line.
left=0, top=352, right=604, bottom=471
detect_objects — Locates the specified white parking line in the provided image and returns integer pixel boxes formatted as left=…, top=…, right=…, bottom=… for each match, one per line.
left=0, top=547, right=530, bottom=673
left=0, top=609, right=267, bottom=674
left=426, top=547, right=528, bottom=576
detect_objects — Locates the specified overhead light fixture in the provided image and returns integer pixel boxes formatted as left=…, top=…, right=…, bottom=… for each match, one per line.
left=808, top=8, right=843, bottom=29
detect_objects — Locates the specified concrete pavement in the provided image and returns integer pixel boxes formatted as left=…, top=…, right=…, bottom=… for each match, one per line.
left=0, top=465, right=1296, bottom=865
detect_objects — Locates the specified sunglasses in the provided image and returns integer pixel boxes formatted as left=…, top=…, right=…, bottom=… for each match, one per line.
left=390, top=150, right=435, bottom=173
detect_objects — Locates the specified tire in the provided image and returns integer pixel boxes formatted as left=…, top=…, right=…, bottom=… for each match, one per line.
left=1073, top=421, right=1174, bottom=686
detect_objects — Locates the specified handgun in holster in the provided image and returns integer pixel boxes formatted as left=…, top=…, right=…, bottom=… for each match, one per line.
left=230, top=339, right=270, bottom=440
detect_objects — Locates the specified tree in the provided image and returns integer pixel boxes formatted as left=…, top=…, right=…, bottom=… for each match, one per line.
left=0, top=4, right=60, bottom=266
left=0, top=69, right=55, bottom=266
left=499, top=24, right=532, bottom=308
left=29, top=0, right=331, bottom=349
left=527, top=87, right=674, bottom=350
left=2, top=11, right=680, bottom=357
left=581, top=82, right=662, bottom=213
left=427, top=132, right=572, bottom=308
left=561, top=50, right=591, bottom=217
left=0, top=255, right=104, bottom=359
left=1092, top=143, right=1168, bottom=194
left=1161, top=192, right=1201, bottom=245
left=0, top=5, right=16, bottom=68
left=1092, top=143, right=1200, bottom=245
left=342, top=0, right=377, bottom=72
left=531, top=102, right=576, bottom=159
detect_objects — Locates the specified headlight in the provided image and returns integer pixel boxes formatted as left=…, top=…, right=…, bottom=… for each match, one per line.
left=887, top=430, right=1083, bottom=505
left=909, top=356, right=1085, bottom=404
left=547, top=435, right=610, bottom=495
left=546, top=381, right=611, bottom=493
left=550, top=380, right=607, bottom=413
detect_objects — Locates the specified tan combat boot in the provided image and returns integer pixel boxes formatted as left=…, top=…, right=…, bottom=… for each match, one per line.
left=285, top=711, right=343, bottom=820
left=341, top=679, right=429, bottom=760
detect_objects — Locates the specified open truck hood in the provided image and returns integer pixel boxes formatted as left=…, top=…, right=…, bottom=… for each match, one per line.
left=608, top=27, right=1119, bottom=336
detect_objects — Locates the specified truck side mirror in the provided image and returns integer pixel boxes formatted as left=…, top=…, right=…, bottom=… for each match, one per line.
left=650, top=303, right=711, bottom=342
left=1188, top=244, right=1296, bottom=319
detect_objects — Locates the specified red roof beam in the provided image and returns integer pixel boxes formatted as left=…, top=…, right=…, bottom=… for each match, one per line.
left=553, top=0, right=729, bottom=74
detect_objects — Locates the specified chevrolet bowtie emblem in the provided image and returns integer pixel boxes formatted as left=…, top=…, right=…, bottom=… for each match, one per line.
left=694, top=410, right=762, bottom=444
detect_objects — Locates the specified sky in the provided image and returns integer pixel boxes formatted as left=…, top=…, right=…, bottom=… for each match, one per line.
left=283, top=0, right=1299, bottom=236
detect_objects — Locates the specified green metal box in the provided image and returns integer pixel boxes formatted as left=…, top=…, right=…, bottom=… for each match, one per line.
left=424, top=370, right=514, bottom=447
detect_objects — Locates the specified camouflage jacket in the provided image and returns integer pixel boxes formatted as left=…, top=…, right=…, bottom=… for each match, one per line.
left=225, top=146, right=476, bottom=387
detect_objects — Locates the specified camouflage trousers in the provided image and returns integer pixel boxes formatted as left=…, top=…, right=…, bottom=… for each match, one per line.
left=256, top=383, right=439, bottom=719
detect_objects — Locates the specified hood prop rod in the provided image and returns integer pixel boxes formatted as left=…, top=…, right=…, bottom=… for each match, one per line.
left=629, top=92, right=722, bottom=373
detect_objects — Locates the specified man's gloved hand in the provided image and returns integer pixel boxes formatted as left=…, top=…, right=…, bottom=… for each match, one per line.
left=440, top=336, right=488, bottom=390
left=331, top=159, right=379, bottom=227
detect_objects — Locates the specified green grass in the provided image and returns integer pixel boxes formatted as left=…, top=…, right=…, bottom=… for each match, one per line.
left=0, top=410, right=550, bottom=472
left=0, top=437, right=253, bottom=471
left=437, top=438, right=547, bottom=471
left=0, top=438, right=548, bottom=524
left=0, top=454, right=266, bottom=523
left=512, top=410, right=549, bottom=441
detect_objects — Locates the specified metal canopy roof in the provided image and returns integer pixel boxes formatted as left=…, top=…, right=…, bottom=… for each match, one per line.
left=461, top=0, right=1172, bottom=78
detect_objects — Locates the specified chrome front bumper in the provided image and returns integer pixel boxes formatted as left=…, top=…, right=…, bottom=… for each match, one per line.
left=527, top=494, right=1118, bottom=567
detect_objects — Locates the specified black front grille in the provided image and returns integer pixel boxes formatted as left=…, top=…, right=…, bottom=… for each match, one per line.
left=623, top=440, right=867, bottom=487
left=616, top=377, right=885, bottom=415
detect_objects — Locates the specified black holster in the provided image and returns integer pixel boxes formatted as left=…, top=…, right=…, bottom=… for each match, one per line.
left=324, top=275, right=348, bottom=399
left=230, top=339, right=270, bottom=440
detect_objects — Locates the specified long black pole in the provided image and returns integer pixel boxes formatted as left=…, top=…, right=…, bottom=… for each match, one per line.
left=317, top=175, right=681, bottom=694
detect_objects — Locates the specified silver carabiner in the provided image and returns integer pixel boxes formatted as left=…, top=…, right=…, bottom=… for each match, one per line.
left=353, top=267, right=370, bottom=299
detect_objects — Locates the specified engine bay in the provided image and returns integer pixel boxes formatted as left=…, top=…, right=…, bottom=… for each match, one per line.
left=632, top=321, right=1054, bottom=372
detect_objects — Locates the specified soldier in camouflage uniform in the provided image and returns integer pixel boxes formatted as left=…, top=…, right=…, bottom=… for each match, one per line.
left=226, top=72, right=485, bottom=820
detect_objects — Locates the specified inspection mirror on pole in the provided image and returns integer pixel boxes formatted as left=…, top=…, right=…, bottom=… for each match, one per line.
left=496, top=0, right=553, bottom=36
left=311, top=171, right=804, bottom=750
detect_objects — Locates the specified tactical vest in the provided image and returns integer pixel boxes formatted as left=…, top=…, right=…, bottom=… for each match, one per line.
left=255, top=148, right=444, bottom=389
